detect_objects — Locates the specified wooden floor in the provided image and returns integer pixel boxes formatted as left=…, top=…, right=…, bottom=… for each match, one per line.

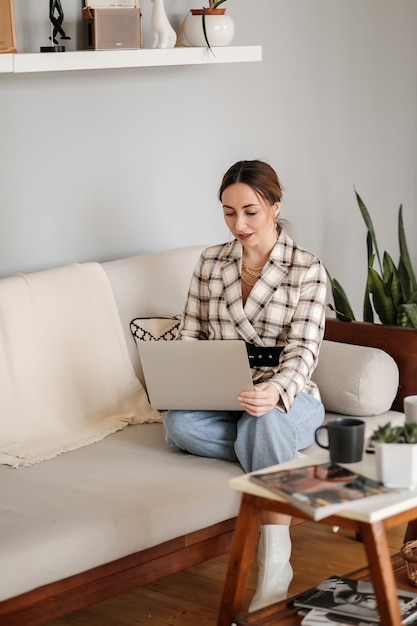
left=47, top=522, right=407, bottom=626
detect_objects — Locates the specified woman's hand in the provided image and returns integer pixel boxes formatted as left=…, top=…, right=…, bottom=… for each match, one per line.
left=238, top=383, right=279, bottom=417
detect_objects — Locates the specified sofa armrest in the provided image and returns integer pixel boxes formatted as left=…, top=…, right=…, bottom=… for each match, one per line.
left=313, top=340, right=399, bottom=416
left=324, top=318, right=417, bottom=412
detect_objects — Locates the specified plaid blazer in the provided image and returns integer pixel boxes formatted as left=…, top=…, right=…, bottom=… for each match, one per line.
left=178, top=228, right=327, bottom=411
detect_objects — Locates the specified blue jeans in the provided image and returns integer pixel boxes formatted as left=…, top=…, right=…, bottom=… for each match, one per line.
left=163, top=393, right=324, bottom=473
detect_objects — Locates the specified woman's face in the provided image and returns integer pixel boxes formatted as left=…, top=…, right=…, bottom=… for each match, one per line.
left=222, top=182, right=279, bottom=252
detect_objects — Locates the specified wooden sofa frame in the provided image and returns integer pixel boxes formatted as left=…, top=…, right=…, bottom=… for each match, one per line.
left=1, top=318, right=416, bottom=625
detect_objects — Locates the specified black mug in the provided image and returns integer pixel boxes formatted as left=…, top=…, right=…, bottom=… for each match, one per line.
left=314, top=418, right=365, bottom=464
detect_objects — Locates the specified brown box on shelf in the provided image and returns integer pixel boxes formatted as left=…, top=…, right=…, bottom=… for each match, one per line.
left=0, top=0, right=17, bottom=53
left=82, top=6, right=142, bottom=50
left=86, top=0, right=137, bottom=6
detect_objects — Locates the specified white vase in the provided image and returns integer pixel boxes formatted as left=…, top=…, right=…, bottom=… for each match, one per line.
left=184, top=10, right=235, bottom=47
left=374, top=442, right=417, bottom=489
left=150, top=0, right=177, bottom=49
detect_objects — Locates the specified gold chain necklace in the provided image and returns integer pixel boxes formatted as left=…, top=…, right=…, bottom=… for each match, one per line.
left=242, top=258, right=263, bottom=279
left=241, top=273, right=258, bottom=287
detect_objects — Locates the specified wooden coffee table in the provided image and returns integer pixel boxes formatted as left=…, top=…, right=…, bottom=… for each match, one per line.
left=217, top=452, right=417, bottom=626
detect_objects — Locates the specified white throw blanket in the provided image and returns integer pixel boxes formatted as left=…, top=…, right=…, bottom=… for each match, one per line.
left=0, top=263, right=161, bottom=468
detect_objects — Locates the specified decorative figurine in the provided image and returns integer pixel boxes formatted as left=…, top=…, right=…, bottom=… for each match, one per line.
left=150, top=0, right=176, bottom=49
left=40, top=0, right=71, bottom=53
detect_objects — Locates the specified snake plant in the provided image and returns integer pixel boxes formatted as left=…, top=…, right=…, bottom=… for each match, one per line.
left=327, top=191, right=417, bottom=328
left=209, top=0, right=228, bottom=7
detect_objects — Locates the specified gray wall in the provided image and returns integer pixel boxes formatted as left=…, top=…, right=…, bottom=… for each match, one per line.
left=2, top=0, right=416, bottom=318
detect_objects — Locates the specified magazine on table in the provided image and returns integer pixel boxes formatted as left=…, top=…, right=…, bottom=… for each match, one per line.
left=300, top=607, right=379, bottom=625
left=250, top=462, right=390, bottom=521
left=300, top=608, right=417, bottom=626
left=293, top=575, right=417, bottom=624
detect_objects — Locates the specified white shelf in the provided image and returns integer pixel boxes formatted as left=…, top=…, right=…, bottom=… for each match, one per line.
left=0, top=54, right=14, bottom=73
left=3, top=46, right=261, bottom=74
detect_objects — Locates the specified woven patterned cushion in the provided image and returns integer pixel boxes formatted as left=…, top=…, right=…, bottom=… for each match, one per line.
left=130, top=317, right=182, bottom=388
left=130, top=317, right=181, bottom=342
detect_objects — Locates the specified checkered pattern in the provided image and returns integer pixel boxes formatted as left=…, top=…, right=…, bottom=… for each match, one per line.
left=178, top=228, right=327, bottom=412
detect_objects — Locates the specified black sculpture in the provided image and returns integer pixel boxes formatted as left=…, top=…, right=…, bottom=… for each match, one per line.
left=40, top=0, right=71, bottom=52
left=49, top=0, right=71, bottom=45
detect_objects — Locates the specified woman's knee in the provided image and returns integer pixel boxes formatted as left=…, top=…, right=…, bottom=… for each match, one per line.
left=294, top=395, right=325, bottom=449
left=163, top=410, right=188, bottom=445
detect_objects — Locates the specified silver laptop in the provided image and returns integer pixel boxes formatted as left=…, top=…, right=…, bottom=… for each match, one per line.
left=137, top=340, right=253, bottom=411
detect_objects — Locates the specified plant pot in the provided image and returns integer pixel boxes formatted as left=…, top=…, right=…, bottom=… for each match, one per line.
left=374, top=442, right=417, bottom=489
left=184, top=9, right=235, bottom=47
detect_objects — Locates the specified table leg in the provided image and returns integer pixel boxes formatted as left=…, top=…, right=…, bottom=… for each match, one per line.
left=358, top=520, right=402, bottom=626
left=218, top=493, right=262, bottom=626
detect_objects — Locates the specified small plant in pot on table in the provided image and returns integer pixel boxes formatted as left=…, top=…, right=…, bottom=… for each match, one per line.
left=371, top=422, right=417, bottom=489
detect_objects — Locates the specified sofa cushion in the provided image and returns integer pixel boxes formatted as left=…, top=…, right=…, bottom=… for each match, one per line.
left=102, top=245, right=205, bottom=380
left=130, top=316, right=181, bottom=342
left=0, top=424, right=243, bottom=601
left=130, top=317, right=181, bottom=388
left=312, top=340, right=399, bottom=416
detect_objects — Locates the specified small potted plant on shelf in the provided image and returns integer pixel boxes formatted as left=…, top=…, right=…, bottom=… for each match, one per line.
left=184, top=0, right=235, bottom=49
left=371, top=422, right=417, bottom=489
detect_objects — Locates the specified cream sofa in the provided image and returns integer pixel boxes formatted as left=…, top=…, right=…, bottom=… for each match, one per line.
left=0, top=244, right=413, bottom=626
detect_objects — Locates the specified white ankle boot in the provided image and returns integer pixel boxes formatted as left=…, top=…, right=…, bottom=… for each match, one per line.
left=249, top=524, right=293, bottom=612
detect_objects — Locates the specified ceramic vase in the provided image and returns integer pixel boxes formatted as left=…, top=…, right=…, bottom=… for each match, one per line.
left=184, top=9, right=235, bottom=47
left=374, top=442, right=417, bottom=489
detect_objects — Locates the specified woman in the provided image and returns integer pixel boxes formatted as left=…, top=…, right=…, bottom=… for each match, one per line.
left=164, top=160, right=327, bottom=611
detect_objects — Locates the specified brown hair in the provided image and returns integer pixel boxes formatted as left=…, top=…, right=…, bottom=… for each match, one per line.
left=218, top=160, right=284, bottom=205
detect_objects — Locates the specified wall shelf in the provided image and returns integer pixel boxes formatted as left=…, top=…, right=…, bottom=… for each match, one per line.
left=1, top=46, right=261, bottom=74
left=0, top=54, right=14, bottom=73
